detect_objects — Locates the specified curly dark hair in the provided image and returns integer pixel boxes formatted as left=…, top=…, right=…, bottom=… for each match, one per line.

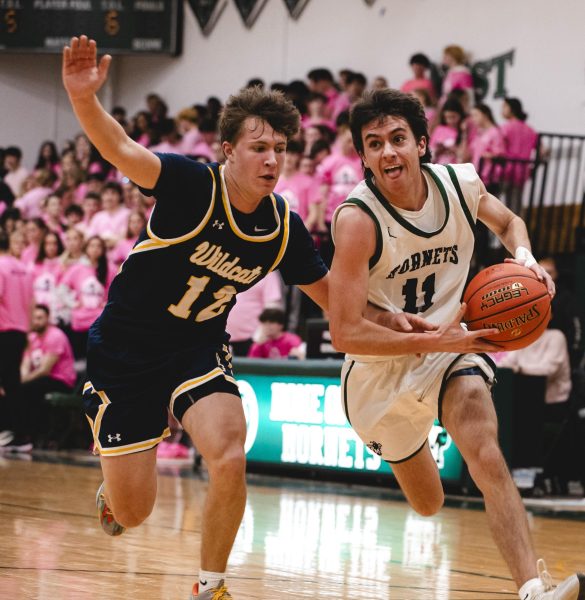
left=350, top=88, right=432, bottom=170
left=219, top=86, right=300, bottom=145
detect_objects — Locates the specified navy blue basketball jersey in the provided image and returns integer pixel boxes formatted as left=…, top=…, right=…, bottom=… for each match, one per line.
left=93, top=156, right=325, bottom=352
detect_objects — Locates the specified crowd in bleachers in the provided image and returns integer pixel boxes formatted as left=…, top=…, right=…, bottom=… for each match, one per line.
left=1, top=45, right=583, bottom=489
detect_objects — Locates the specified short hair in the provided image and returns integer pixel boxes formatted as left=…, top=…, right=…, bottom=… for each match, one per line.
left=259, top=307, right=286, bottom=325
left=309, top=139, right=331, bottom=160
left=219, top=86, right=300, bottom=145
left=34, top=304, right=50, bottom=315
left=5, top=146, right=22, bottom=160
left=409, top=53, right=431, bottom=69
left=347, top=72, right=367, bottom=87
left=65, top=204, right=84, bottom=218
left=246, top=78, right=265, bottom=89
left=350, top=88, right=432, bottom=163
left=307, top=68, right=334, bottom=83
left=101, top=181, right=123, bottom=197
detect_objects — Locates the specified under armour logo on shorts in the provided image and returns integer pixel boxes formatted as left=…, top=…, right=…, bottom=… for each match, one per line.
left=107, top=433, right=122, bottom=443
left=367, top=441, right=383, bottom=456
left=212, top=220, right=225, bottom=229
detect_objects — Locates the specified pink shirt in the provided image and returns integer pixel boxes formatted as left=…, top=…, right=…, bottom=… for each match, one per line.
left=25, top=325, right=76, bottom=388
left=0, top=254, right=33, bottom=332
left=274, top=172, right=318, bottom=222
left=14, top=186, right=53, bottom=219
left=149, top=141, right=183, bottom=154
left=60, top=262, right=115, bottom=331
left=470, top=126, right=506, bottom=183
left=401, top=78, right=435, bottom=97
left=429, top=125, right=460, bottom=165
left=226, top=272, right=282, bottom=342
left=109, top=237, right=138, bottom=266
left=317, top=153, right=363, bottom=222
left=442, top=66, right=474, bottom=97
left=86, top=206, right=131, bottom=242
left=21, top=243, right=40, bottom=266
left=331, top=93, right=351, bottom=121
left=501, top=119, right=538, bottom=185
left=248, top=332, right=302, bottom=359
left=32, top=259, right=64, bottom=320
left=179, top=128, right=202, bottom=155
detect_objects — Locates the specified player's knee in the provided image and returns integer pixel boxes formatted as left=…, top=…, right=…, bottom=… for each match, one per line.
left=468, top=441, right=507, bottom=486
left=411, top=492, right=444, bottom=517
left=207, top=445, right=246, bottom=481
left=112, top=500, right=153, bottom=528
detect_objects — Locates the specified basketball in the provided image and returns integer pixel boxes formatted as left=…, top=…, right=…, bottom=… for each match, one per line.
left=463, top=262, right=551, bottom=350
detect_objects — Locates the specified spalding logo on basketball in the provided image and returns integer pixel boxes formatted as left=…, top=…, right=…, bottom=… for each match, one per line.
left=463, top=262, right=551, bottom=350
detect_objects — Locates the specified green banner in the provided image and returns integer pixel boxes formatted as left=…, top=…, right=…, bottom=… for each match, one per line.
left=234, top=359, right=464, bottom=483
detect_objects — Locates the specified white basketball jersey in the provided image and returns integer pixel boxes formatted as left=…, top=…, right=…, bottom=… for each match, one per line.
left=332, top=162, right=481, bottom=361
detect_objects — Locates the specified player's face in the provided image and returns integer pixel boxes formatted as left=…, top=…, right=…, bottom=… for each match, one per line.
left=359, top=115, right=426, bottom=198
left=223, top=118, right=287, bottom=201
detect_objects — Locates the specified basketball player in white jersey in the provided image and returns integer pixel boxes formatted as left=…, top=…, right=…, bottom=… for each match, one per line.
left=329, top=89, right=583, bottom=600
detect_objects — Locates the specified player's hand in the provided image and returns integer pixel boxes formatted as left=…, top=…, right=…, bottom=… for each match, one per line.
left=427, top=303, right=501, bottom=353
left=381, top=311, right=438, bottom=333
left=504, top=257, right=556, bottom=297
left=62, top=35, right=112, bottom=100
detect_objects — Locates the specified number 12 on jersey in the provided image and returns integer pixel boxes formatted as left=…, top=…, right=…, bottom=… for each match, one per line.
left=168, top=275, right=236, bottom=322
left=402, top=273, right=436, bottom=314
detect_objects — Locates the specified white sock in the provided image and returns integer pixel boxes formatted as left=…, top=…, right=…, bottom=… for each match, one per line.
left=518, top=577, right=544, bottom=600
left=198, top=570, right=226, bottom=593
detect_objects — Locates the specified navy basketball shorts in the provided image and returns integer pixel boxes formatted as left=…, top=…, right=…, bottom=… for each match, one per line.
left=83, top=340, right=240, bottom=457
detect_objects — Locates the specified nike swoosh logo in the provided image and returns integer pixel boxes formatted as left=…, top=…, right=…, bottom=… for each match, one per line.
left=200, top=580, right=207, bottom=586
left=254, top=226, right=269, bottom=232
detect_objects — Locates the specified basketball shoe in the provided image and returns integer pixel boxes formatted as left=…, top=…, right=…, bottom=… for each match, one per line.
left=96, top=482, right=125, bottom=536
left=190, top=579, right=232, bottom=599
left=522, top=560, right=585, bottom=599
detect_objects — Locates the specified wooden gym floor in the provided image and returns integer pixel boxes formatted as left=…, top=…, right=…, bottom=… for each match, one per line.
left=0, top=453, right=583, bottom=600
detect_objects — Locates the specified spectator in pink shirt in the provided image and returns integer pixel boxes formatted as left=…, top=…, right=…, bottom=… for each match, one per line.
left=226, top=271, right=283, bottom=357
left=21, top=218, right=48, bottom=265
left=441, top=45, right=475, bottom=105
left=331, top=72, right=367, bottom=122
left=149, top=118, right=184, bottom=154
left=60, top=235, right=115, bottom=358
left=42, top=193, right=67, bottom=235
left=0, top=231, right=34, bottom=450
left=3, top=146, right=29, bottom=198
left=32, top=231, right=64, bottom=321
left=248, top=308, right=303, bottom=359
left=8, top=304, right=76, bottom=451
left=315, top=126, right=363, bottom=266
left=429, top=98, right=467, bottom=165
left=14, top=170, right=56, bottom=220
left=59, top=227, right=86, bottom=269
left=8, top=229, right=26, bottom=261
left=187, top=118, right=218, bottom=162
left=401, top=53, right=437, bottom=103
left=130, top=111, right=154, bottom=147
left=177, top=108, right=202, bottom=156
left=273, top=141, right=318, bottom=223
left=77, top=192, right=101, bottom=237
left=85, top=182, right=130, bottom=248
left=109, top=210, right=147, bottom=266
left=500, top=97, right=538, bottom=193
left=301, top=93, right=336, bottom=133
left=307, top=68, right=339, bottom=119
left=34, top=141, right=61, bottom=177
left=63, top=204, right=84, bottom=230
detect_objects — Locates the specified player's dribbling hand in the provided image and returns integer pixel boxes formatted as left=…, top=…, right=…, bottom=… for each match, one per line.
left=62, top=35, right=112, bottom=100
left=429, top=303, right=501, bottom=353
left=504, top=257, right=556, bottom=298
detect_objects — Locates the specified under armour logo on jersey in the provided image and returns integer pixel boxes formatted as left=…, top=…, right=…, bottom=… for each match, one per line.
left=212, top=220, right=225, bottom=229
left=387, top=227, right=397, bottom=239
left=107, top=433, right=122, bottom=443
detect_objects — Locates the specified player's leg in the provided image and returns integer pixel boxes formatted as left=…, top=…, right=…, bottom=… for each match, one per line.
left=180, top=391, right=247, bottom=573
left=441, top=373, right=537, bottom=587
left=388, top=443, right=444, bottom=516
left=99, top=447, right=158, bottom=529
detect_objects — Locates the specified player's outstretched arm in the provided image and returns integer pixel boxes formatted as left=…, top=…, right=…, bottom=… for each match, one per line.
left=328, top=208, right=500, bottom=356
left=477, top=180, right=555, bottom=296
left=62, top=35, right=160, bottom=188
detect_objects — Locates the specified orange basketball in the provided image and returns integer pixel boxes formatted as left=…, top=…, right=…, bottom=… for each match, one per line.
left=463, top=262, right=551, bottom=350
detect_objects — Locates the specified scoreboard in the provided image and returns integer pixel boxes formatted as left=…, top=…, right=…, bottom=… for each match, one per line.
left=0, top=0, right=183, bottom=55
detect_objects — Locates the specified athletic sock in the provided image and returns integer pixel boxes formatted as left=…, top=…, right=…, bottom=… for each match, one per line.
left=518, top=577, right=544, bottom=600
left=198, top=569, right=226, bottom=593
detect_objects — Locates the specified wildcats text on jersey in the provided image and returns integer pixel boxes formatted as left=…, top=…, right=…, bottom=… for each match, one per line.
left=189, top=240, right=264, bottom=284
left=386, top=245, right=459, bottom=279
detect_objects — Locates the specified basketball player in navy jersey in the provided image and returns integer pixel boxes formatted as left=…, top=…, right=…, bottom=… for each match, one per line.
left=329, top=89, right=582, bottom=600
left=62, top=37, right=451, bottom=600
